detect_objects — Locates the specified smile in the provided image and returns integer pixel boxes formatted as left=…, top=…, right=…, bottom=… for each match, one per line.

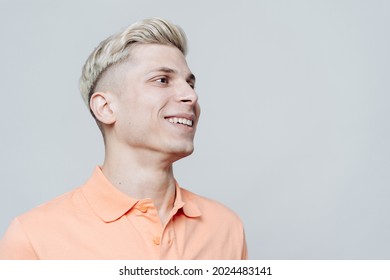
left=166, top=117, right=193, bottom=127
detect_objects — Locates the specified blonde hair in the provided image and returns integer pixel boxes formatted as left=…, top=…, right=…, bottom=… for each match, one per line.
left=79, top=17, right=188, bottom=107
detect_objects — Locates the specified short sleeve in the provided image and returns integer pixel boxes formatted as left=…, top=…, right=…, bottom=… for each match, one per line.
left=0, top=218, right=38, bottom=260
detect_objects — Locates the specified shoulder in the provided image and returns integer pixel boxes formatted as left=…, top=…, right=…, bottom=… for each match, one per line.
left=0, top=188, right=86, bottom=259
left=17, top=187, right=88, bottom=225
left=5, top=186, right=92, bottom=244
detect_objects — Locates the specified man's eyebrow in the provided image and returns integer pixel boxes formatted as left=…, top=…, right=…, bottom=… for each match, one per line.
left=147, top=67, right=196, bottom=82
left=148, top=67, right=176, bottom=75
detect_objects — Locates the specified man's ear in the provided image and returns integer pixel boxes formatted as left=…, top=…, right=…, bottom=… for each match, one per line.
left=89, top=92, right=116, bottom=125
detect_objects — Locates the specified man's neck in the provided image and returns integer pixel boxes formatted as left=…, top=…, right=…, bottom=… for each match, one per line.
left=101, top=148, right=177, bottom=225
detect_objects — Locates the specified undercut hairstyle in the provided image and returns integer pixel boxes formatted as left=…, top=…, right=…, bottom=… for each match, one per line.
left=79, top=17, right=188, bottom=109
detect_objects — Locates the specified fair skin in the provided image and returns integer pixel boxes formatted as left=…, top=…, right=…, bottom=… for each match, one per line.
left=90, top=44, right=200, bottom=225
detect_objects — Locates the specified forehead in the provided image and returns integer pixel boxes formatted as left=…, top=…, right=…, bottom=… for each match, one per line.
left=126, top=43, right=191, bottom=74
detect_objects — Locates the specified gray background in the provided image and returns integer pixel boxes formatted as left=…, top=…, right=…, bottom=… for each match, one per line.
left=1, top=0, right=389, bottom=259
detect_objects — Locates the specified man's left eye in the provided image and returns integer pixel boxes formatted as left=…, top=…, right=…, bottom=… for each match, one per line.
left=157, top=77, right=168, bottom=84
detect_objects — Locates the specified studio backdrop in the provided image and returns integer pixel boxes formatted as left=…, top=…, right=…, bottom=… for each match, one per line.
left=1, top=0, right=389, bottom=259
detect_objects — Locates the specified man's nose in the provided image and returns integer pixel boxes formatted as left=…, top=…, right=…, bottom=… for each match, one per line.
left=177, top=82, right=198, bottom=104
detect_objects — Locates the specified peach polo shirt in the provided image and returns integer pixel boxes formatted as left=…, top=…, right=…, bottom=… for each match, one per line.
left=0, top=167, right=247, bottom=259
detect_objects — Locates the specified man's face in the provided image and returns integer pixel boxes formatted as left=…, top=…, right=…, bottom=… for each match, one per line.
left=111, top=44, right=200, bottom=161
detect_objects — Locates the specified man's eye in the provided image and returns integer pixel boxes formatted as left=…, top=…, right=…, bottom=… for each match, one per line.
left=156, top=77, right=168, bottom=84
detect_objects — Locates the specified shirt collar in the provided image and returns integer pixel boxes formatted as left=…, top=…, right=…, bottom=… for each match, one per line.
left=81, top=166, right=138, bottom=222
left=81, top=166, right=201, bottom=223
left=174, top=181, right=202, bottom=218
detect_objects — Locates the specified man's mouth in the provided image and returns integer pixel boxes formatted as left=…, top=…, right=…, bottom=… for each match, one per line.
left=165, top=117, right=193, bottom=127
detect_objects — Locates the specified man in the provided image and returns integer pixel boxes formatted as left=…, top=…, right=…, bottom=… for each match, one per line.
left=0, top=18, right=247, bottom=259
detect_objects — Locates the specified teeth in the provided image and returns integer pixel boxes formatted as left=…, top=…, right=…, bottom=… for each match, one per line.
left=167, top=117, right=193, bottom=127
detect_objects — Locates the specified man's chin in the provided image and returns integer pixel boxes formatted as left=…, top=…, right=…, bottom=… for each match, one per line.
left=168, top=146, right=194, bottom=162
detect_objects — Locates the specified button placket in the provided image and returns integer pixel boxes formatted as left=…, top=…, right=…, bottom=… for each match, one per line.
left=162, top=222, right=175, bottom=249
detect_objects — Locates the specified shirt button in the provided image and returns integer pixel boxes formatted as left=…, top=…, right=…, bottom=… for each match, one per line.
left=139, top=205, right=148, bottom=213
left=153, top=236, right=160, bottom=245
